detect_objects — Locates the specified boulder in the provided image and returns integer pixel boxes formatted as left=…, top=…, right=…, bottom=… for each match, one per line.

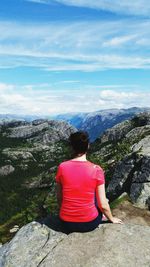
left=107, top=151, right=150, bottom=209
left=106, top=115, right=150, bottom=209
left=0, top=222, right=150, bottom=267
left=130, top=183, right=150, bottom=209
left=0, top=222, right=66, bottom=267
left=132, top=135, right=150, bottom=156
left=2, top=149, right=36, bottom=162
left=126, top=125, right=150, bottom=143
left=9, top=225, right=19, bottom=233
left=0, top=165, right=15, bottom=176
left=100, top=120, right=133, bottom=143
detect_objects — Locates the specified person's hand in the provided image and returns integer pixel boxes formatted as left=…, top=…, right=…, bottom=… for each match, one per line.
left=111, top=217, right=123, bottom=224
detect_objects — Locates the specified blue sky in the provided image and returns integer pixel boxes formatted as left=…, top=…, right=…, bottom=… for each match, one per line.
left=0, top=0, right=150, bottom=115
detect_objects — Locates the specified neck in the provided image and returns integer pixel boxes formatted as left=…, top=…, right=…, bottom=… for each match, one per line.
left=73, top=153, right=87, bottom=161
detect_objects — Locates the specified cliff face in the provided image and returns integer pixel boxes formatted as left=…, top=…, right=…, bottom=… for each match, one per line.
left=0, top=221, right=150, bottom=267
left=91, top=112, right=150, bottom=209
left=107, top=138, right=150, bottom=209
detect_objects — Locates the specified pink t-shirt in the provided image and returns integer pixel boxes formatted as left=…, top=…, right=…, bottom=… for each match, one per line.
left=55, top=160, right=105, bottom=222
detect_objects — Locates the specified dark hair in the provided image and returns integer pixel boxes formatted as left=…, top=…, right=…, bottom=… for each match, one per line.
left=69, top=131, right=89, bottom=155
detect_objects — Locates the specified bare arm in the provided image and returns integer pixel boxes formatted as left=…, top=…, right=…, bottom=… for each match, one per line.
left=96, top=184, right=123, bottom=224
left=56, top=183, right=63, bottom=208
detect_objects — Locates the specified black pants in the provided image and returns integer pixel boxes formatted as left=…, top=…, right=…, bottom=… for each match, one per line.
left=60, top=211, right=102, bottom=234
left=37, top=209, right=102, bottom=234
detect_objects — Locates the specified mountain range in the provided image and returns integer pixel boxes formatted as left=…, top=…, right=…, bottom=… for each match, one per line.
left=1, top=107, right=150, bottom=142
left=53, top=107, right=150, bottom=141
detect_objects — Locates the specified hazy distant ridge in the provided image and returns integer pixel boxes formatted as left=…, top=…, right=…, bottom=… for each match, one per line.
left=53, top=107, right=150, bottom=141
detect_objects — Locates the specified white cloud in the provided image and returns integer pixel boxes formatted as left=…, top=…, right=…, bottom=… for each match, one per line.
left=27, top=0, right=49, bottom=3
left=59, top=80, right=80, bottom=84
left=0, top=18, right=150, bottom=71
left=0, top=83, right=149, bottom=115
left=28, top=0, right=150, bottom=17
left=54, top=0, right=150, bottom=16
left=102, top=34, right=137, bottom=47
left=0, top=83, right=14, bottom=92
left=99, top=90, right=150, bottom=109
left=45, top=55, right=150, bottom=71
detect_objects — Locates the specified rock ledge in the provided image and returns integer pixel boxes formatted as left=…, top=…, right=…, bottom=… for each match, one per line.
left=0, top=221, right=150, bottom=267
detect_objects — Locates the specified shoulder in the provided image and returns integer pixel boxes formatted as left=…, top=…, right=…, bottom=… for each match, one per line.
left=57, top=160, right=71, bottom=168
left=91, top=164, right=105, bottom=184
left=90, top=162, right=104, bottom=172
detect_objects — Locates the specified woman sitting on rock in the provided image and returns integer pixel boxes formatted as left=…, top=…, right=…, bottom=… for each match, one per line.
left=56, top=131, right=123, bottom=234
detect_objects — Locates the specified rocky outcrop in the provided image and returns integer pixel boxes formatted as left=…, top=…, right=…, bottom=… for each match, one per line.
left=24, top=170, right=54, bottom=189
left=101, top=112, right=150, bottom=144
left=0, top=119, right=76, bottom=172
left=7, top=122, right=49, bottom=139
left=0, top=221, right=150, bottom=267
left=132, top=135, right=150, bottom=155
left=126, top=126, right=150, bottom=142
left=0, top=119, right=28, bottom=128
left=0, top=165, right=15, bottom=176
left=2, top=149, right=36, bottom=162
left=1, top=119, right=76, bottom=144
left=105, top=114, right=150, bottom=209
left=107, top=152, right=150, bottom=209
left=100, top=119, right=133, bottom=143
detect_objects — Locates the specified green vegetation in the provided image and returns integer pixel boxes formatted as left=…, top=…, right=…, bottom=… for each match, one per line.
left=0, top=131, right=72, bottom=243
left=110, top=140, right=131, bottom=161
left=0, top=188, right=56, bottom=243
left=0, top=212, right=27, bottom=244
left=0, top=133, right=31, bottom=149
left=131, top=113, right=149, bottom=128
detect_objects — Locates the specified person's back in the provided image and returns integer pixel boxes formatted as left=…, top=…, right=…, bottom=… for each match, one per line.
left=56, top=160, right=105, bottom=222
left=55, top=130, right=123, bottom=234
